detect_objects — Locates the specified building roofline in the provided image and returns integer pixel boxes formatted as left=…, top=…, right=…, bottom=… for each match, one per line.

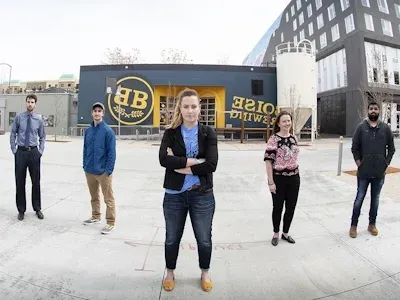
left=79, top=63, right=276, bottom=73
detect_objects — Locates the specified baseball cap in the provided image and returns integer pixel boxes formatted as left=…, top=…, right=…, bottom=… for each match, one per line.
left=92, top=102, right=105, bottom=110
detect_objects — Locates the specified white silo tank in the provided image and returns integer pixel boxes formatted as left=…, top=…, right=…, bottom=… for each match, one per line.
left=275, top=40, right=317, bottom=142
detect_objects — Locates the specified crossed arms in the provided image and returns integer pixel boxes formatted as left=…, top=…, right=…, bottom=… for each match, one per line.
left=159, top=127, right=218, bottom=175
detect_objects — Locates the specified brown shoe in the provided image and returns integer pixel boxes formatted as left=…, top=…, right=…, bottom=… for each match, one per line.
left=349, top=226, right=357, bottom=238
left=368, top=225, right=378, bottom=236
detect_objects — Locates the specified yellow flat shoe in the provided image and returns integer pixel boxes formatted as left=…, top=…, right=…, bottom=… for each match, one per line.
left=201, top=278, right=213, bottom=292
left=163, top=277, right=175, bottom=291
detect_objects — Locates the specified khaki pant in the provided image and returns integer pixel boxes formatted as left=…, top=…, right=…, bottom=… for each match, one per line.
left=85, top=172, right=115, bottom=226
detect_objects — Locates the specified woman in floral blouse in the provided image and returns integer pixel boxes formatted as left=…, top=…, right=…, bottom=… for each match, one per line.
left=264, top=111, right=300, bottom=246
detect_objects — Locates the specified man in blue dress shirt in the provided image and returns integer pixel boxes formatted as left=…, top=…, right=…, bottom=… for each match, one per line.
left=10, top=94, right=46, bottom=221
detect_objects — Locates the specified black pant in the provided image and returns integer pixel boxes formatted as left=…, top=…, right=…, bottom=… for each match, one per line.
left=271, top=174, right=300, bottom=233
left=163, top=189, right=215, bottom=270
left=14, top=147, right=42, bottom=213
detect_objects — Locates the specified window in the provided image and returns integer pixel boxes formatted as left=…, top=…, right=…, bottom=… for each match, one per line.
left=310, top=39, right=316, bottom=51
left=160, top=96, right=177, bottom=126
left=373, top=68, right=378, bottom=82
left=317, top=13, right=324, bottom=29
left=293, top=19, right=297, bottom=31
left=395, top=4, right=400, bottom=18
left=328, top=4, right=336, bottom=21
left=381, top=19, right=393, bottom=36
left=291, top=5, right=295, bottom=16
left=361, top=0, right=370, bottom=7
left=331, top=24, right=340, bottom=42
left=395, top=72, right=399, bottom=85
left=365, top=14, right=374, bottom=31
left=320, top=32, right=327, bottom=48
left=296, top=0, right=301, bottom=10
left=281, top=32, right=284, bottom=42
left=377, top=0, right=389, bottom=14
left=340, top=0, right=350, bottom=11
left=299, top=12, right=304, bottom=25
left=300, top=29, right=305, bottom=40
left=251, top=80, right=263, bottom=96
left=286, top=12, right=289, bottom=22
left=294, top=35, right=298, bottom=44
left=315, top=0, right=322, bottom=10
left=199, top=97, right=216, bottom=127
left=345, top=14, right=355, bottom=33
left=309, top=22, right=314, bottom=36
left=307, top=4, right=313, bottom=17
left=384, top=70, right=389, bottom=83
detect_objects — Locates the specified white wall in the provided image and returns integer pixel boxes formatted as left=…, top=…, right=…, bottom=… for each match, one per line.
left=364, top=41, right=400, bottom=87
left=317, top=48, right=348, bottom=93
left=383, top=102, right=400, bottom=131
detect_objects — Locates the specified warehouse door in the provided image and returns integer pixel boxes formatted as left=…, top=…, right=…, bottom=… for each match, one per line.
left=159, top=96, right=216, bottom=127
left=200, top=97, right=216, bottom=127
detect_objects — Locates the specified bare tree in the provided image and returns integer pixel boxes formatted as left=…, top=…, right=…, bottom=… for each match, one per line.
left=281, top=84, right=302, bottom=136
left=102, top=47, right=142, bottom=64
left=358, top=49, right=394, bottom=121
left=161, top=48, right=191, bottom=64
left=53, top=95, right=67, bottom=141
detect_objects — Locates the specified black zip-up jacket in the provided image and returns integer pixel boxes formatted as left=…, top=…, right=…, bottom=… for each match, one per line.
left=159, top=124, right=218, bottom=191
left=351, top=119, right=395, bottom=179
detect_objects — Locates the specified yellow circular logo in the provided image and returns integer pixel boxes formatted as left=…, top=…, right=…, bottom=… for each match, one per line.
left=107, top=76, right=154, bottom=125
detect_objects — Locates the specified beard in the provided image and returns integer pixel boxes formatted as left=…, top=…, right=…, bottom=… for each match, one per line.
left=368, top=113, right=379, bottom=121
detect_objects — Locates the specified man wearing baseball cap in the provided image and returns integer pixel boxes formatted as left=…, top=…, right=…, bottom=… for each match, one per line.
left=82, top=102, right=117, bottom=234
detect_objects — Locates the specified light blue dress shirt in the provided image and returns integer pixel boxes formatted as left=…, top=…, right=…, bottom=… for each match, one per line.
left=10, top=111, right=46, bottom=154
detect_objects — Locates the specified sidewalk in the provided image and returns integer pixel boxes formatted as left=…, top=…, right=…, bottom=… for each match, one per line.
left=0, top=136, right=399, bottom=299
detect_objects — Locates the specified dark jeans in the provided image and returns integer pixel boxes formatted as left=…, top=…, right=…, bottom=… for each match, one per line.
left=163, top=189, right=215, bottom=270
left=14, top=147, right=42, bottom=213
left=271, top=174, right=300, bottom=233
left=351, top=176, right=384, bottom=226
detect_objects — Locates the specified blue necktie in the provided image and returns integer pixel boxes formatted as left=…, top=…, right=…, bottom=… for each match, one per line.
left=25, top=114, right=31, bottom=147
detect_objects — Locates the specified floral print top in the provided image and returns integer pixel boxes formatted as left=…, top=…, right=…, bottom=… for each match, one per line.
left=264, top=134, right=300, bottom=176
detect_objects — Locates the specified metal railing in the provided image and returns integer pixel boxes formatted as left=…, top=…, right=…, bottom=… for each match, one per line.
left=68, top=125, right=163, bottom=141
left=66, top=124, right=273, bottom=142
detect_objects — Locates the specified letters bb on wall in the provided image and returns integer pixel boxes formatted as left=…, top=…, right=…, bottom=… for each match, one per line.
left=107, top=75, right=154, bottom=125
left=228, top=96, right=278, bottom=126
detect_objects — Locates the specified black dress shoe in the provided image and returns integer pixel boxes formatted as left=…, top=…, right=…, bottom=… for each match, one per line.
left=18, top=213, right=24, bottom=221
left=281, top=234, right=295, bottom=244
left=36, top=211, right=44, bottom=219
left=271, top=237, right=279, bottom=246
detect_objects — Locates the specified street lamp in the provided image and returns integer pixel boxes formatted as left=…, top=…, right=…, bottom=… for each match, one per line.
left=0, top=63, right=12, bottom=89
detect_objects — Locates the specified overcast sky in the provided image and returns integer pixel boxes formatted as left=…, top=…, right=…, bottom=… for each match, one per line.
left=0, top=0, right=289, bottom=82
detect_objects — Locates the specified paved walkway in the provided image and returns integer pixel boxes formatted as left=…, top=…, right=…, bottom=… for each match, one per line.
left=0, top=134, right=399, bottom=299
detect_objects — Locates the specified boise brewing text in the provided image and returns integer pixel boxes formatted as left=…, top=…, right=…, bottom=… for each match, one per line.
left=229, top=96, right=277, bottom=125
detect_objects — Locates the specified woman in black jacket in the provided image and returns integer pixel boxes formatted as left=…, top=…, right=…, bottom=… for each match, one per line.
left=159, top=88, right=218, bottom=292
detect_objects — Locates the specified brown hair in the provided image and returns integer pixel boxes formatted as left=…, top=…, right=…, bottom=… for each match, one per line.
left=273, top=110, right=293, bottom=134
left=26, top=94, right=37, bottom=103
left=166, top=88, right=201, bottom=129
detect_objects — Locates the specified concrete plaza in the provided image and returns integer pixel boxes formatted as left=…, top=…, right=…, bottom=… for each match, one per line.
left=0, top=134, right=400, bottom=300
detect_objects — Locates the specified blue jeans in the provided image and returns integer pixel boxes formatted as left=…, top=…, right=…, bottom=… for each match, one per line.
left=163, top=189, right=215, bottom=270
left=351, top=177, right=384, bottom=226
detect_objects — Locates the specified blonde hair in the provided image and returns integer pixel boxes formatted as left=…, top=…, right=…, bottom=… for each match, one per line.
left=166, top=88, right=201, bottom=129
